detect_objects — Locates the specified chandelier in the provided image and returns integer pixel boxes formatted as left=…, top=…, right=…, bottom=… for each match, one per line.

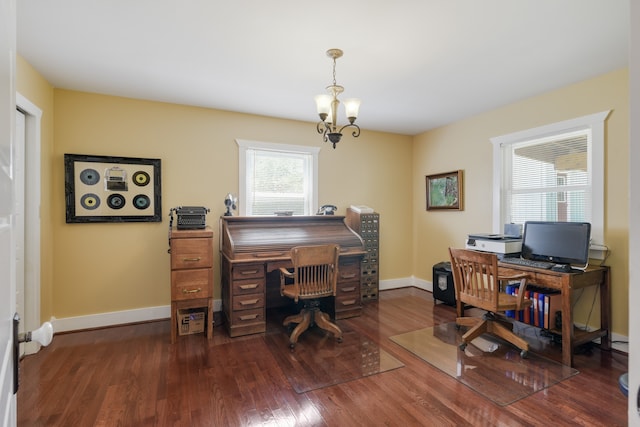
left=314, top=49, right=361, bottom=149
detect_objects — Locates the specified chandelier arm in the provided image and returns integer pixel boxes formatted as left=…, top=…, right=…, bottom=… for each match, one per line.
left=338, top=123, right=361, bottom=138
left=317, top=121, right=330, bottom=142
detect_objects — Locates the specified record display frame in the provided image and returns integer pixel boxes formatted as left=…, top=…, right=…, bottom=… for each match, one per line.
left=64, top=153, right=162, bottom=223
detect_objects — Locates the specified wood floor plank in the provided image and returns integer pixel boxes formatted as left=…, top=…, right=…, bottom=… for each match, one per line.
left=17, top=287, right=628, bottom=426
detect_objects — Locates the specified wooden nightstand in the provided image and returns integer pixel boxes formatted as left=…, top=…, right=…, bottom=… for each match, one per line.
left=170, top=227, right=214, bottom=343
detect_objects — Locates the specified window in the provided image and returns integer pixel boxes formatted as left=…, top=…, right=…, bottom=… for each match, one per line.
left=491, top=111, right=610, bottom=247
left=237, top=139, right=319, bottom=216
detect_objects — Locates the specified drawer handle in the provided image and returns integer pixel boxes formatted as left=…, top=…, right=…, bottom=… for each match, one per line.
left=341, top=286, right=356, bottom=292
left=239, top=283, right=259, bottom=290
left=182, top=257, right=202, bottom=262
left=253, top=252, right=285, bottom=258
left=239, top=314, right=259, bottom=321
left=182, top=288, right=202, bottom=294
left=240, top=269, right=260, bottom=275
left=240, top=298, right=260, bottom=306
left=341, top=273, right=357, bottom=279
left=341, top=299, right=357, bottom=306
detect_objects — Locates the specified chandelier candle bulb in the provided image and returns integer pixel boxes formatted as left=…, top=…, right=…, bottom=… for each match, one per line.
left=344, top=98, right=361, bottom=122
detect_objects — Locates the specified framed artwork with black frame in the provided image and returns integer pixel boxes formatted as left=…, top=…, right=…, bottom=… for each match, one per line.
left=64, top=153, right=162, bottom=223
left=426, top=170, right=463, bottom=211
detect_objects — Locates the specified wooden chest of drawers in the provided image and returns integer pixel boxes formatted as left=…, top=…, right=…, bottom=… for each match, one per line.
left=170, top=227, right=213, bottom=343
left=221, top=259, right=267, bottom=337
left=335, top=256, right=363, bottom=319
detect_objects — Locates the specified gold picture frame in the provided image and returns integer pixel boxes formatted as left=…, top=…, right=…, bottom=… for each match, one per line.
left=426, top=170, right=463, bottom=211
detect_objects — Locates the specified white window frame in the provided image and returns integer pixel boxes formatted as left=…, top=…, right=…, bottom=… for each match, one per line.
left=490, top=110, right=610, bottom=249
left=236, top=139, right=320, bottom=216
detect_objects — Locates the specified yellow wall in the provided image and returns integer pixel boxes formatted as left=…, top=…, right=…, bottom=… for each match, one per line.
left=48, top=89, right=413, bottom=318
left=413, top=68, right=629, bottom=337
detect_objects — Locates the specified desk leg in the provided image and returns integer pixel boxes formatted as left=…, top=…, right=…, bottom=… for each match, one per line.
left=600, top=267, right=612, bottom=351
left=561, top=283, right=573, bottom=367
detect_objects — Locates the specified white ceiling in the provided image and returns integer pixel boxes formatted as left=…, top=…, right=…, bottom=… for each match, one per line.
left=16, top=1, right=629, bottom=136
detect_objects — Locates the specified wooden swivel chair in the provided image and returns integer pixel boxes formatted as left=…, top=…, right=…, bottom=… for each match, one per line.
left=280, top=244, right=343, bottom=348
left=448, top=248, right=532, bottom=357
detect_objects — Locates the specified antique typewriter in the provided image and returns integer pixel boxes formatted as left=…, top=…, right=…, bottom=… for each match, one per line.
left=170, top=206, right=210, bottom=230
left=167, top=206, right=210, bottom=253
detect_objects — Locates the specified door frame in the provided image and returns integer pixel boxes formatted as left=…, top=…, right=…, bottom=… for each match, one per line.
left=16, top=93, right=42, bottom=355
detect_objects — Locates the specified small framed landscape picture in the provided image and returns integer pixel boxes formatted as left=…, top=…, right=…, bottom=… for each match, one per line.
left=426, top=170, right=463, bottom=211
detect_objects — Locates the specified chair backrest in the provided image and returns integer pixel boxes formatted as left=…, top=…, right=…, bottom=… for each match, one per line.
left=289, top=244, right=340, bottom=299
left=448, top=247, right=501, bottom=312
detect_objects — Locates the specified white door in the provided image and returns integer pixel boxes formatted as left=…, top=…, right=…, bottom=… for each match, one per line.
left=1, top=0, right=17, bottom=424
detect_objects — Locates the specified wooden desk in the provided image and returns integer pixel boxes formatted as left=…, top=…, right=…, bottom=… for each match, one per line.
left=498, top=262, right=610, bottom=367
left=219, top=216, right=365, bottom=337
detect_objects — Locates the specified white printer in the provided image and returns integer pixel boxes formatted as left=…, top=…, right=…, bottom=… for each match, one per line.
left=465, top=233, right=522, bottom=256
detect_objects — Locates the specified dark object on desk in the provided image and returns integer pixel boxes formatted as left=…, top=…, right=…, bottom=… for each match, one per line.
left=170, top=206, right=209, bottom=230
left=551, top=264, right=573, bottom=272
left=223, top=193, right=237, bottom=216
left=500, top=256, right=554, bottom=269
left=432, top=261, right=456, bottom=305
left=279, top=244, right=343, bottom=348
left=449, top=247, right=532, bottom=358
left=317, top=204, right=337, bottom=215
left=521, top=221, right=591, bottom=266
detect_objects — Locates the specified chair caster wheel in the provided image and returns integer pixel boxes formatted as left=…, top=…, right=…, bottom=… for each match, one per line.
left=520, top=350, right=528, bottom=358
left=459, top=343, right=467, bottom=351
left=289, top=343, right=296, bottom=350
left=336, top=337, right=343, bottom=343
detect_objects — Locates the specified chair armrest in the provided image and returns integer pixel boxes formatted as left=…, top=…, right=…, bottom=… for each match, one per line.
left=512, top=276, right=530, bottom=310
left=279, top=267, right=294, bottom=279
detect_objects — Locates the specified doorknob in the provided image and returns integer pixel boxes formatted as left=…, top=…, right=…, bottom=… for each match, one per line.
left=13, top=313, right=54, bottom=394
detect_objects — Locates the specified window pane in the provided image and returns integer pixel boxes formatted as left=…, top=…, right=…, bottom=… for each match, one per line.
left=504, top=132, right=591, bottom=225
left=247, top=149, right=310, bottom=215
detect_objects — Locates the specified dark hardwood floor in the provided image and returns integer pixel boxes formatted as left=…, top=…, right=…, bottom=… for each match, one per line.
left=18, top=288, right=628, bottom=426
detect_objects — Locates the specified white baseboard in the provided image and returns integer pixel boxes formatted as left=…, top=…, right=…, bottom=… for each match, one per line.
left=51, top=300, right=223, bottom=333
left=379, top=277, right=416, bottom=291
left=49, top=281, right=628, bottom=355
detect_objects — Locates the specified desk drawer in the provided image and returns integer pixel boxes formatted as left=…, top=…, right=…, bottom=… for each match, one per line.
left=336, top=295, right=359, bottom=309
left=232, top=264, right=265, bottom=280
left=338, top=263, right=360, bottom=282
left=172, top=269, right=212, bottom=300
left=232, top=293, right=265, bottom=311
left=171, top=238, right=213, bottom=269
left=233, top=278, right=265, bottom=296
left=337, top=282, right=359, bottom=296
left=229, top=307, right=265, bottom=326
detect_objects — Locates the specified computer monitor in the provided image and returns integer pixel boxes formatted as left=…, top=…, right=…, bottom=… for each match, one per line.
left=521, top=221, right=591, bottom=266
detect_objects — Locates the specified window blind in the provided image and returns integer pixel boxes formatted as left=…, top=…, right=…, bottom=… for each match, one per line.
left=503, top=132, right=591, bottom=224
left=246, top=148, right=311, bottom=215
